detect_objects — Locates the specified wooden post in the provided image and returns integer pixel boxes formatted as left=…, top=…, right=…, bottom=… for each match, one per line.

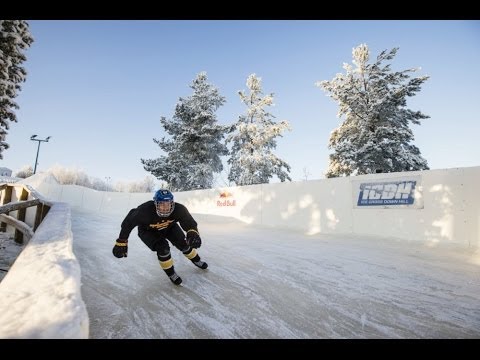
left=41, top=205, right=50, bottom=222
left=34, top=204, right=43, bottom=231
left=33, top=203, right=50, bottom=231
left=0, top=185, right=13, bottom=232
left=14, top=188, right=30, bottom=244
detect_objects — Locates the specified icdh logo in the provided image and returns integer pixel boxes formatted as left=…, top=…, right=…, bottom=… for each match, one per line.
left=357, top=181, right=416, bottom=206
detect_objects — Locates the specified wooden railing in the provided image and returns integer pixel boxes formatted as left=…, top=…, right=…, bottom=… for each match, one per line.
left=0, top=183, right=52, bottom=244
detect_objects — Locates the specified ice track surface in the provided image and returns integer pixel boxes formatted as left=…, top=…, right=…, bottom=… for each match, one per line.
left=71, top=208, right=480, bottom=339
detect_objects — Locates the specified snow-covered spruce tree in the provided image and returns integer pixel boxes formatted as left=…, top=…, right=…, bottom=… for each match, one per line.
left=227, top=74, right=291, bottom=186
left=141, top=72, right=229, bottom=191
left=0, top=20, right=34, bottom=159
left=316, top=44, right=430, bottom=178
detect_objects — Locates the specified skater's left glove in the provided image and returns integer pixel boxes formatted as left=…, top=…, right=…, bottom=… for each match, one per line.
left=113, top=239, right=128, bottom=258
left=186, top=229, right=202, bottom=248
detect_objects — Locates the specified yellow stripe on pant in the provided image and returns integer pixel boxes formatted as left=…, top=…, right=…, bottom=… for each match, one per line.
left=184, top=248, right=198, bottom=260
left=159, top=258, right=173, bottom=270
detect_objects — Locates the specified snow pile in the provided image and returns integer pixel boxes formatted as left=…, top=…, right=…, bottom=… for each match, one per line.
left=17, top=172, right=59, bottom=189
left=0, top=201, right=88, bottom=338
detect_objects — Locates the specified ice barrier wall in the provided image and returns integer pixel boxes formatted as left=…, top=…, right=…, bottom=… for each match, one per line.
left=31, top=166, right=480, bottom=249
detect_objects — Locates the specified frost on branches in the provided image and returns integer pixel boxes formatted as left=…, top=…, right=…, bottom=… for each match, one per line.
left=142, top=72, right=229, bottom=191
left=227, top=74, right=291, bottom=186
left=316, top=44, right=430, bottom=178
left=0, top=20, right=34, bottom=159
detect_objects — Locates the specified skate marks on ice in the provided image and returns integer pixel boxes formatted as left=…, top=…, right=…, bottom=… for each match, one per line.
left=71, top=208, right=480, bottom=338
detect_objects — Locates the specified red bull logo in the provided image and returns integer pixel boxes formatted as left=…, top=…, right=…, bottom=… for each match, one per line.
left=217, top=191, right=236, bottom=206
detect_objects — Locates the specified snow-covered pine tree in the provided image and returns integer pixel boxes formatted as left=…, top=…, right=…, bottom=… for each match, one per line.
left=227, top=74, right=291, bottom=186
left=0, top=20, right=34, bottom=159
left=316, top=44, right=430, bottom=178
left=141, top=72, right=229, bottom=191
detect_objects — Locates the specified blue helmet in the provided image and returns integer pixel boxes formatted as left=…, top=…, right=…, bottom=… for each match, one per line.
left=153, top=189, right=175, bottom=217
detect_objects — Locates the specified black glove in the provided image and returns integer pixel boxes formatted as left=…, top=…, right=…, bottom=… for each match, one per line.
left=186, top=230, right=202, bottom=249
left=112, top=239, right=128, bottom=258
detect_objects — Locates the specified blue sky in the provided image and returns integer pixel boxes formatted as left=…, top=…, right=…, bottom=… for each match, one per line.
left=2, top=20, right=479, bottom=184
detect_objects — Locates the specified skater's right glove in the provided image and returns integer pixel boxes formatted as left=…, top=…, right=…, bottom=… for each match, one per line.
left=113, top=239, right=128, bottom=258
left=186, top=229, right=201, bottom=248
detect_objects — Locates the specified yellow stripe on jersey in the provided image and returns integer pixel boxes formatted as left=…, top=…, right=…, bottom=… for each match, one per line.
left=184, top=248, right=198, bottom=260
left=159, top=258, right=173, bottom=269
left=149, top=220, right=174, bottom=230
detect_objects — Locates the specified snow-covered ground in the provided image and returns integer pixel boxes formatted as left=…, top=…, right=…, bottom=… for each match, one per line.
left=0, top=233, right=25, bottom=282
left=71, top=207, right=480, bottom=339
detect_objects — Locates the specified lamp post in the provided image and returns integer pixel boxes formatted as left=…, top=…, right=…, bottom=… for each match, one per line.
left=105, top=176, right=111, bottom=191
left=30, top=135, right=51, bottom=174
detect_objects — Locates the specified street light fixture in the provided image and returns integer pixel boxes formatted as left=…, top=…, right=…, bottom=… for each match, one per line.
left=105, top=176, right=111, bottom=191
left=30, top=135, right=51, bottom=174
